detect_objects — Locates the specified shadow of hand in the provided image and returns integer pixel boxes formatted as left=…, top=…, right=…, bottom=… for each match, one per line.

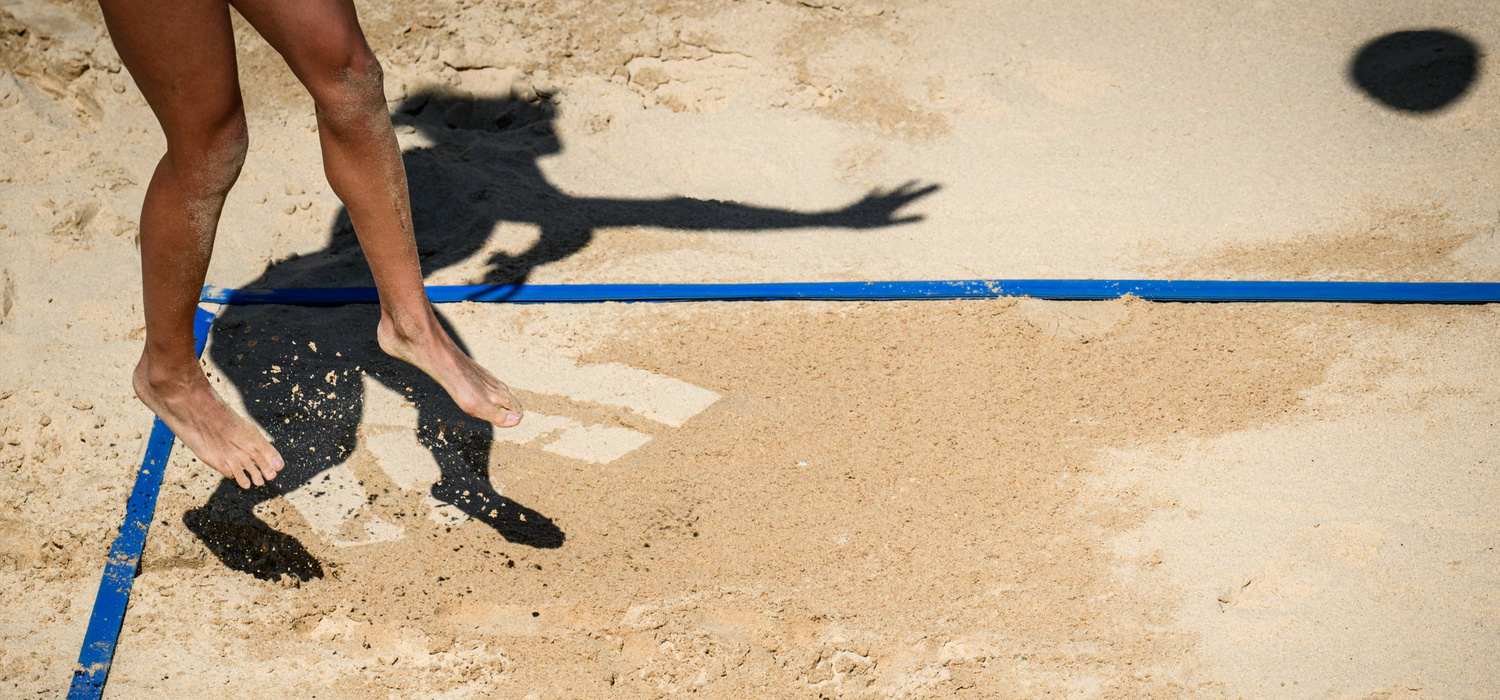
left=827, top=181, right=941, bottom=228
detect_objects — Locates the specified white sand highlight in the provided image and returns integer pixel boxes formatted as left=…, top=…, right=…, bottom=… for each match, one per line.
left=540, top=423, right=653, bottom=464
left=361, top=363, right=665, bottom=471
left=269, top=464, right=406, bottom=547
left=363, top=430, right=440, bottom=491
left=470, top=342, right=721, bottom=427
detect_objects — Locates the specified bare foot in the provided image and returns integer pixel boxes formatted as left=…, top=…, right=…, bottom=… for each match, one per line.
left=133, top=353, right=284, bottom=489
left=377, top=311, right=523, bottom=428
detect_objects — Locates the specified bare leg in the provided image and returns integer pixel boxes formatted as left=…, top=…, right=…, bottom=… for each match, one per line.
left=231, top=0, right=522, bottom=428
left=96, top=0, right=284, bottom=488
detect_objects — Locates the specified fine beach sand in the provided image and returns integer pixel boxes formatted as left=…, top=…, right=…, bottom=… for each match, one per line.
left=3, top=0, right=1500, bottom=697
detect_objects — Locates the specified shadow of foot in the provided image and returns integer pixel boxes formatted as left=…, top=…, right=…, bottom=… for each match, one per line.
left=431, top=476, right=565, bottom=549
left=184, top=507, right=325, bottom=583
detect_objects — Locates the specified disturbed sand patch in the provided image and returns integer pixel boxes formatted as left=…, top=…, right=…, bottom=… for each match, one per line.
left=1094, top=305, right=1500, bottom=698
left=1159, top=199, right=1498, bottom=282
left=66, top=298, right=1396, bottom=698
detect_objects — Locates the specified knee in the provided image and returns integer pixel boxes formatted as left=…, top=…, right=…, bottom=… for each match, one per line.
left=307, top=44, right=387, bottom=133
left=169, top=114, right=249, bottom=196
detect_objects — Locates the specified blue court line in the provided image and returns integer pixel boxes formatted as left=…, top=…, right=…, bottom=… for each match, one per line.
left=72, top=277, right=1500, bottom=699
left=202, top=279, right=1500, bottom=305
left=68, top=306, right=218, bottom=700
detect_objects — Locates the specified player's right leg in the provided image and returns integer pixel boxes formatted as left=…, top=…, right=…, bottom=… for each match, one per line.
left=97, top=0, right=283, bottom=488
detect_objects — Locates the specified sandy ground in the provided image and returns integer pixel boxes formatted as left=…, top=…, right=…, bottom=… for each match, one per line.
left=2, top=0, right=1500, bottom=697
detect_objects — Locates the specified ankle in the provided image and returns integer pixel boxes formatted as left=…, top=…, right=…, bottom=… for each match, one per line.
left=379, top=306, right=441, bottom=344
left=134, top=354, right=205, bottom=393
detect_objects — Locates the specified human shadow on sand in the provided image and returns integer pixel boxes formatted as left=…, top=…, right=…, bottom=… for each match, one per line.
left=188, top=90, right=937, bottom=581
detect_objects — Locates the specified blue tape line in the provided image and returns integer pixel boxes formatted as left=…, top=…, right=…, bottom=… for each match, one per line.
left=69, top=306, right=218, bottom=700
left=201, top=280, right=1500, bottom=305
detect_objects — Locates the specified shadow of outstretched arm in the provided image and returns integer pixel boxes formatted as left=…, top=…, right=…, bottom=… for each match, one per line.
left=392, top=90, right=942, bottom=285
left=480, top=180, right=939, bottom=284
left=573, top=180, right=940, bottom=232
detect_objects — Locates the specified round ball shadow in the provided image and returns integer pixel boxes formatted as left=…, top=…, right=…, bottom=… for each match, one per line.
left=1350, top=30, right=1479, bottom=113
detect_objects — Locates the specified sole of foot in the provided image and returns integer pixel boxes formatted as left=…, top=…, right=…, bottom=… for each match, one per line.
left=133, top=354, right=284, bottom=489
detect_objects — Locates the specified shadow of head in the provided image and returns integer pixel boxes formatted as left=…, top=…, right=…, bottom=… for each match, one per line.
left=392, top=87, right=560, bottom=155
left=1350, top=30, right=1480, bottom=113
left=345, top=87, right=567, bottom=280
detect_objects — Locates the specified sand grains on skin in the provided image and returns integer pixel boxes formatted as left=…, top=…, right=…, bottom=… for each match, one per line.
left=375, top=312, right=524, bottom=428
left=131, top=357, right=284, bottom=488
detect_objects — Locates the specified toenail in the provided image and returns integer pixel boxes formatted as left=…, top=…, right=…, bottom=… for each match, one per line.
left=506, top=413, right=520, bottom=423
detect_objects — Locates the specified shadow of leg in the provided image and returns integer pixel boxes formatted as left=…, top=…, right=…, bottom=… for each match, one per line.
left=183, top=481, right=325, bottom=583
left=429, top=472, right=565, bottom=549
left=410, top=382, right=566, bottom=549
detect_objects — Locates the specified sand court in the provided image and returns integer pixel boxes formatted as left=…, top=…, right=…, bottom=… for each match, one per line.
left=4, top=0, right=1500, bottom=696
left=59, top=297, right=1500, bottom=697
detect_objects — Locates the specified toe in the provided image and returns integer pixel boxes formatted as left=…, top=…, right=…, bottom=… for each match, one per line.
left=463, top=390, right=523, bottom=428
left=225, top=455, right=263, bottom=487
left=254, top=455, right=277, bottom=481
left=496, top=385, right=520, bottom=411
left=245, top=460, right=266, bottom=487
left=491, top=394, right=522, bottom=428
left=257, top=445, right=284, bottom=478
left=495, top=389, right=522, bottom=428
left=223, top=461, right=252, bottom=489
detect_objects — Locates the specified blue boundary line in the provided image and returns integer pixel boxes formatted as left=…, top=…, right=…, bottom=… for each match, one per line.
left=71, top=277, right=1500, bottom=698
left=68, top=306, right=218, bottom=700
left=202, top=279, right=1500, bottom=305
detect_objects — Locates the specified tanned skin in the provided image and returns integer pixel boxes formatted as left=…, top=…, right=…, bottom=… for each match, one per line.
left=98, top=0, right=523, bottom=489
